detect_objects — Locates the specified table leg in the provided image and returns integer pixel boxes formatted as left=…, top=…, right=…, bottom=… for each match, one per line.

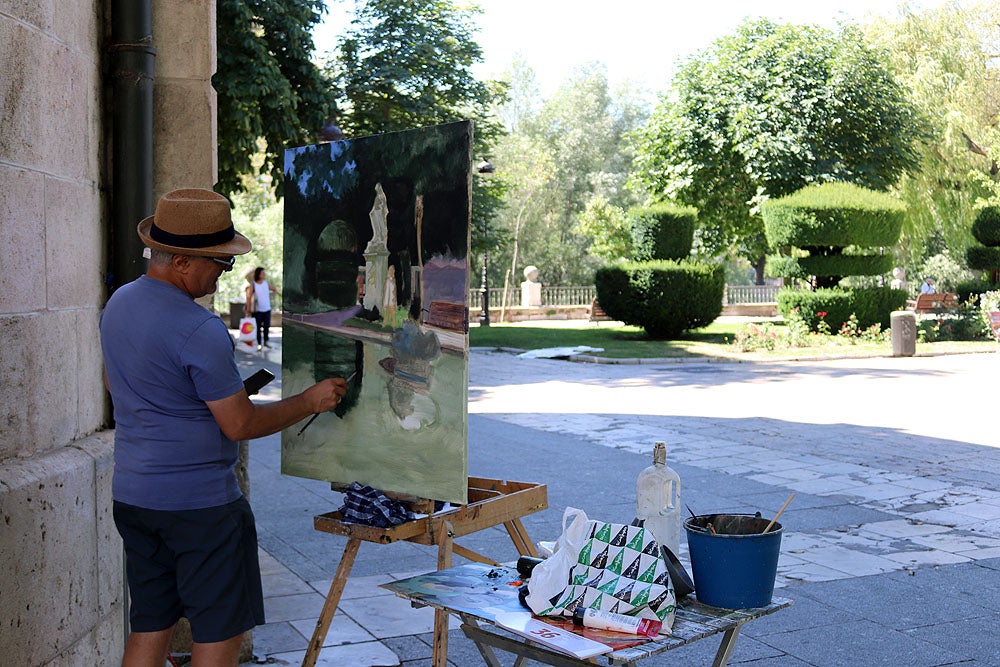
left=711, top=625, right=742, bottom=667
left=459, top=615, right=505, bottom=667
left=302, top=537, right=361, bottom=667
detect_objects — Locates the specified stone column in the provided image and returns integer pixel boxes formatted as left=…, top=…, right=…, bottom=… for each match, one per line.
left=151, top=0, right=237, bottom=657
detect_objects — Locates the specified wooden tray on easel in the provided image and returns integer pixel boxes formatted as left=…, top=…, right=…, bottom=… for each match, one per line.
left=303, top=476, right=548, bottom=667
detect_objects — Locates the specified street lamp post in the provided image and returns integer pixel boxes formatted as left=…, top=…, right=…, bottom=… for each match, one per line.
left=476, top=159, right=495, bottom=327
left=479, top=250, right=490, bottom=326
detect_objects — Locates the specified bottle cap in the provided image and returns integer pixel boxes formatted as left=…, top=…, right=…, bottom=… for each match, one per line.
left=572, top=607, right=586, bottom=626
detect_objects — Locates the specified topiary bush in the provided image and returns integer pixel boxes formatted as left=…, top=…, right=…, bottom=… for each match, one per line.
left=596, top=260, right=724, bottom=338
left=629, top=203, right=697, bottom=262
left=971, top=205, right=1000, bottom=246
left=966, top=206, right=1000, bottom=281
left=763, top=182, right=905, bottom=289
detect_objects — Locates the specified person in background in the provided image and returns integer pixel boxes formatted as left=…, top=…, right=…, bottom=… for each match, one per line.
left=245, top=266, right=277, bottom=350
left=920, top=277, right=935, bottom=294
left=100, top=188, right=349, bottom=667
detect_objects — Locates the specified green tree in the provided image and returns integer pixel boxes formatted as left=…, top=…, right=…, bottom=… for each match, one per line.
left=490, top=63, right=648, bottom=287
left=328, top=0, right=505, bottom=149
left=864, top=1, right=1000, bottom=272
left=631, top=19, right=926, bottom=282
left=328, top=0, right=508, bottom=281
left=214, top=0, right=335, bottom=197
left=575, top=196, right=630, bottom=261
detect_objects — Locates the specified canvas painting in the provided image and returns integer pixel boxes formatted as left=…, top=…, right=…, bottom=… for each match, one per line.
left=281, top=121, right=472, bottom=504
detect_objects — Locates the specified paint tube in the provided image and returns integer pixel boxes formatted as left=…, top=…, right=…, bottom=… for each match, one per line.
left=571, top=607, right=662, bottom=638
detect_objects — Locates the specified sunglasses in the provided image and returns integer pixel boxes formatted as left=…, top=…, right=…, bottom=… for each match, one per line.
left=206, top=256, right=236, bottom=271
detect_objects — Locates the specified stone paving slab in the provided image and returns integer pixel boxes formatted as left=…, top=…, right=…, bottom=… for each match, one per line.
left=238, top=341, right=1000, bottom=666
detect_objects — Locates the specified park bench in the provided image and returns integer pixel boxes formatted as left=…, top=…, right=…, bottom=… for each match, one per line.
left=987, top=311, right=1000, bottom=342
left=906, top=292, right=957, bottom=314
left=589, top=297, right=612, bottom=322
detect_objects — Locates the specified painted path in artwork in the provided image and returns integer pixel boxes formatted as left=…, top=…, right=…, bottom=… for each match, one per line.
left=240, top=332, right=1000, bottom=666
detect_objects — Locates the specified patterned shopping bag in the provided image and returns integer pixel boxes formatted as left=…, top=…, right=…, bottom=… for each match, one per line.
left=537, top=521, right=675, bottom=631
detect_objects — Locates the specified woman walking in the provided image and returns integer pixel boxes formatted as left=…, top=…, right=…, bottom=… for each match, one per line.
left=245, top=267, right=277, bottom=350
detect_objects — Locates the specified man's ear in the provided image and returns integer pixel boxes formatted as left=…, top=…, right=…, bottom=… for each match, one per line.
left=171, top=254, right=192, bottom=273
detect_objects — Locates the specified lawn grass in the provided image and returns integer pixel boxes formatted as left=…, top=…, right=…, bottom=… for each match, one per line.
left=469, top=319, right=999, bottom=361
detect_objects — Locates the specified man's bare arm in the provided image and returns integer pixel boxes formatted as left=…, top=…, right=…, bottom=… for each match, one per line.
left=206, top=377, right=348, bottom=441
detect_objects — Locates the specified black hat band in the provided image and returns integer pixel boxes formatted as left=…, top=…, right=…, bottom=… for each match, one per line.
left=150, top=221, right=236, bottom=248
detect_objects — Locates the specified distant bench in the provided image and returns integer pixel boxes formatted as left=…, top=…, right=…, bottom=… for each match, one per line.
left=988, top=311, right=1000, bottom=342
left=906, top=292, right=958, bottom=314
left=589, top=297, right=612, bottom=322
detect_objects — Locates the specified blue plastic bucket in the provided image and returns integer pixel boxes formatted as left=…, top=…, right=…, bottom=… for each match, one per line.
left=683, top=514, right=782, bottom=609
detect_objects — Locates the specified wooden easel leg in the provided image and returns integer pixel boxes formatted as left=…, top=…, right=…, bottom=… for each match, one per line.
left=432, top=521, right=454, bottom=667
left=302, top=537, right=361, bottom=667
left=504, top=518, right=540, bottom=557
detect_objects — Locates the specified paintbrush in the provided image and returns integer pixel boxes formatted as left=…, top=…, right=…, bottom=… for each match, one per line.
left=297, top=371, right=357, bottom=437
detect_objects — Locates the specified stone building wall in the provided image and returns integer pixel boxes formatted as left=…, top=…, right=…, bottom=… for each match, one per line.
left=0, top=1, right=217, bottom=663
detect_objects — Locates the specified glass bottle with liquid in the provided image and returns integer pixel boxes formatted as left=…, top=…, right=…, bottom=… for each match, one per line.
left=636, top=441, right=681, bottom=556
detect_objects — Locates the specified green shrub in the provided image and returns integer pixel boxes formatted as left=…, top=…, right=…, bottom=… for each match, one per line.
left=780, top=253, right=895, bottom=281
left=849, top=286, right=908, bottom=329
left=971, top=205, right=1000, bottom=246
left=595, top=260, right=724, bottom=339
left=629, top=203, right=696, bottom=262
left=777, top=289, right=854, bottom=331
left=966, top=246, right=1000, bottom=272
left=776, top=286, right=906, bottom=331
left=765, top=254, right=807, bottom=280
left=954, top=279, right=994, bottom=304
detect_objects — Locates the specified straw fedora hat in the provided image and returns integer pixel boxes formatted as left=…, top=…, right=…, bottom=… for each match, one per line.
left=137, top=188, right=252, bottom=257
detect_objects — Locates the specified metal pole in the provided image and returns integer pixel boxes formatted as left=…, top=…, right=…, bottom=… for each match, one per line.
left=109, top=0, right=155, bottom=291
left=479, top=251, right=490, bottom=326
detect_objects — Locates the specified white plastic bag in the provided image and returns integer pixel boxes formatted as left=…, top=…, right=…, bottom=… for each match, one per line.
left=525, top=507, right=592, bottom=615
left=237, top=317, right=256, bottom=348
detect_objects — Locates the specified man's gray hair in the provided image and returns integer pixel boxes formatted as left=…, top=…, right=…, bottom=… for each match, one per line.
left=148, top=249, right=176, bottom=266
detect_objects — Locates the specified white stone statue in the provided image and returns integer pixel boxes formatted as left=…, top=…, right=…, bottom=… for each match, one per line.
left=368, top=182, right=388, bottom=249
left=363, top=183, right=390, bottom=312
left=890, top=266, right=908, bottom=291
left=521, top=265, right=542, bottom=307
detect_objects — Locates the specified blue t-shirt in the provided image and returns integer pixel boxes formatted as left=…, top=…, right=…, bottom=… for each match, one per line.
left=100, top=276, right=245, bottom=510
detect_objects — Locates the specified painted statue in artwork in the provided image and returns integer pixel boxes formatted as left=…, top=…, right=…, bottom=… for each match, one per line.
left=280, top=121, right=473, bottom=504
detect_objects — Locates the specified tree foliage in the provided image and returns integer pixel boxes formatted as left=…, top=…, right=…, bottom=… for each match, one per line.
left=327, top=0, right=504, bottom=148
left=631, top=19, right=926, bottom=278
left=863, top=1, right=1000, bottom=271
left=488, top=63, right=648, bottom=287
left=327, top=0, right=508, bottom=265
left=215, top=0, right=335, bottom=197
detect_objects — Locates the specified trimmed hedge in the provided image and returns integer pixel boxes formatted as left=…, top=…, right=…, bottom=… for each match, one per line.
left=629, top=203, right=697, bottom=262
left=966, top=246, right=1000, bottom=272
left=971, top=206, right=1000, bottom=246
left=762, top=182, right=906, bottom=248
left=794, top=253, right=894, bottom=279
left=596, top=260, right=724, bottom=339
left=777, top=286, right=907, bottom=331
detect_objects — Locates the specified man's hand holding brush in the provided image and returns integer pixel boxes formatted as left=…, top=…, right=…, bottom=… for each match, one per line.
left=297, top=371, right=356, bottom=435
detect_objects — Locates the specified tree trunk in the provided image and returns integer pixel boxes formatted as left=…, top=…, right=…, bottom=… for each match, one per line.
left=752, top=255, right=767, bottom=285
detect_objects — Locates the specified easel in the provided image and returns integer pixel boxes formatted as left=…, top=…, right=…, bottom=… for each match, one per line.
left=302, top=477, right=547, bottom=667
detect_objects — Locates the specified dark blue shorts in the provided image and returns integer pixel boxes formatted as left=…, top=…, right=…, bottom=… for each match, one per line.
left=113, top=497, right=265, bottom=643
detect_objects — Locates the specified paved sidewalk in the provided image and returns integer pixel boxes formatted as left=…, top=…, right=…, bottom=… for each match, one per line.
left=236, top=334, right=1000, bottom=666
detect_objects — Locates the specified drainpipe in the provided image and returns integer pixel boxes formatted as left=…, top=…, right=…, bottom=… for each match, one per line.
left=108, top=0, right=155, bottom=291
